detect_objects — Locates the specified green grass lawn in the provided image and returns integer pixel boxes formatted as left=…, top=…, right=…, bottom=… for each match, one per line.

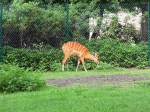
left=0, top=69, right=150, bottom=112
left=41, top=68, right=150, bottom=79
left=1, top=85, right=150, bottom=112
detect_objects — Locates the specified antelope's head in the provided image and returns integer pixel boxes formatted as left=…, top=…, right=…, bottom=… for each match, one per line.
left=93, top=52, right=99, bottom=64
left=86, top=52, right=99, bottom=64
left=84, top=52, right=100, bottom=64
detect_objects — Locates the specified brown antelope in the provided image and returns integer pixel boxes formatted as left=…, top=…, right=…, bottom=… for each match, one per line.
left=62, top=41, right=99, bottom=72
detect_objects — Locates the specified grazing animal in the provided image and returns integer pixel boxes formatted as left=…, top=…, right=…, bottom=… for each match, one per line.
left=62, top=41, right=99, bottom=72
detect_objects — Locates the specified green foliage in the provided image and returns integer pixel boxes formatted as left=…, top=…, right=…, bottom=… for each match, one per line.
left=4, top=45, right=116, bottom=71
left=102, top=16, right=140, bottom=42
left=2, top=1, right=148, bottom=71
left=84, top=38, right=148, bottom=68
left=3, top=1, right=65, bottom=47
left=0, top=64, right=45, bottom=93
left=96, top=62, right=115, bottom=70
left=2, top=1, right=148, bottom=48
left=4, top=46, right=63, bottom=71
left=4, top=38, right=148, bottom=71
left=1, top=80, right=150, bottom=112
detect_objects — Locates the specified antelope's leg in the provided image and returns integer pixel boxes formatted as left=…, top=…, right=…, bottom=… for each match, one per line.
left=83, top=63, right=87, bottom=72
left=76, top=59, right=80, bottom=72
left=66, top=63, right=69, bottom=70
left=80, top=58, right=87, bottom=72
left=62, top=64, right=65, bottom=71
left=62, top=55, right=69, bottom=71
left=62, top=60, right=65, bottom=71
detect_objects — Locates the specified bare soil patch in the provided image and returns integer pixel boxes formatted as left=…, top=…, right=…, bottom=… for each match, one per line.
left=47, top=75, right=150, bottom=87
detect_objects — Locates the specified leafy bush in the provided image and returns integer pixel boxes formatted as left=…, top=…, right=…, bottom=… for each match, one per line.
left=83, top=38, right=148, bottom=68
left=4, top=38, right=148, bottom=71
left=0, top=64, right=45, bottom=93
left=4, top=46, right=63, bottom=71
left=3, top=1, right=103, bottom=48
left=102, top=16, right=140, bottom=43
left=3, top=1, right=65, bottom=48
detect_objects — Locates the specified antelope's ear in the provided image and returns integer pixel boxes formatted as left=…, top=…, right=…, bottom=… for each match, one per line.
left=92, top=52, right=96, bottom=56
left=94, top=52, right=99, bottom=58
left=94, top=52, right=98, bottom=56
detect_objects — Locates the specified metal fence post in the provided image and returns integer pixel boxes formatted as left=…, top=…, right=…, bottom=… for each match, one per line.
left=0, top=3, right=3, bottom=62
left=64, top=0, right=72, bottom=41
left=148, top=1, right=150, bottom=66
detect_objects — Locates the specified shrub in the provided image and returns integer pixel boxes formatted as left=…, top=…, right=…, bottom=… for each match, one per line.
left=102, top=16, right=140, bottom=43
left=3, top=1, right=103, bottom=48
left=0, top=64, right=45, bottom=93
left=3, top=1, right=65, bottom=48
left=83, top=38, right=148, bottom=68
left=4, top=46, right=63, bottom=71
left=4, top=38, right=149, bottom=71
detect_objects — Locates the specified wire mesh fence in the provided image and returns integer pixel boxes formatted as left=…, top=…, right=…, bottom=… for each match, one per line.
left=148, top=2, right=150, bottom=65
left=0, top=3, right=3, bottom=62
left=1, top=1, right=150, bottom=71
left=2, top=2, right=149, bottom=46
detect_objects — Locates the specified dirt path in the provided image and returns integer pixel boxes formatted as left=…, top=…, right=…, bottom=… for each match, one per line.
left=47, top=75, right=150, bottom=87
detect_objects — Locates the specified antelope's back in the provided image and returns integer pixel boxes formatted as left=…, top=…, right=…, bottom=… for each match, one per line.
left=62, top=41, right=88, bottom=56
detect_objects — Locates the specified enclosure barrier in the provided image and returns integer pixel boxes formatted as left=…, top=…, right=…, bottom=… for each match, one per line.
left=0, top=1, right=150, bottom=68
left=0, top=3, right=3, bottom=62
left=64, top=0, right=72, bottom=41
left=148, top=1, right=150, bottom=65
